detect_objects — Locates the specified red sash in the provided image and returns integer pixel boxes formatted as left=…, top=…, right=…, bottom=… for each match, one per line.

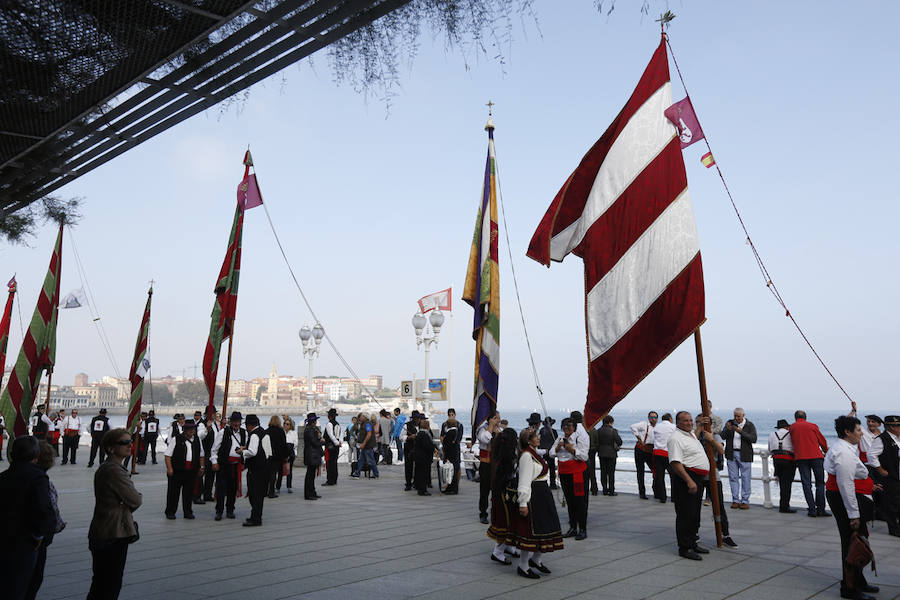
left=772, top=452, right=794, bottom=461
left=652, top=449, right=668, bottom=458
left=826, top=473, right=874, bottom=495
left=479, top=449, right=491, bottom=463
left=688, top=467, right=709, bottom=477
left=524, top=445, right=549, bottom=479
left=185, top=460, right=193, bottom=469
left=558, top=459, right=587, bottom=496
left=859, top=451, right=868, bottom=463
left=229, top=456, right=244, bottom=497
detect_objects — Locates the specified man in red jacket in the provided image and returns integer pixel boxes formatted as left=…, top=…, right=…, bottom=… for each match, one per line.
left=790, top=410, right=831, bottom=518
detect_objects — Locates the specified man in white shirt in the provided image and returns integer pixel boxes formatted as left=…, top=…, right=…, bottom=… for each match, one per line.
left=630, top=411, right=658, bottom=500
left=242, top=414, right=272, bottom=527
left=324, top=408, right=342, bottom=485
left=60, top=408, right=83, bottom=465
left=652, top=414, right=676, bottom=502
left=867, top=414, right=900, bottom=537
left=210, top=411, right=246, bottom=521
left=768, top=419, right=796, bottom=513
left=164, top=420, right=205, bottom=519
left=668, top=411, right=715, bottom=560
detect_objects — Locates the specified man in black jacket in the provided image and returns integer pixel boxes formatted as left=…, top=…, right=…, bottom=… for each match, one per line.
left=720, top=407, right=757, bottom=510
left=539, top=417, right=559, bottom=489
left=145, top=410, right=160, bottom=464
left=87, top=408, right=110, bottom=467
left=266, top=417, right=288, bottom=498
left=164, top=420, right=205, bottom=519
left=323, top=408, right=341, bottom=486
left=0, top=436, right=55, bottom=600
left=242, top=415, right=271, bottom=526
left=303, top=413, right=324, bottom=500
left=414, top=418, right=436, bottom=496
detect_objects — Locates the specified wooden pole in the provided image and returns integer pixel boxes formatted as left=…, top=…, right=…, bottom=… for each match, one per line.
left=43, top=371, right=52, bottom=413
left=221, top=333, right=234, bottom=424
left=693, top=327, right=723, bottom=548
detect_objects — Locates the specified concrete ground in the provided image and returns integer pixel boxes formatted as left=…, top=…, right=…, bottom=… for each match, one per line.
left=33, top=456, right=900, bottom=600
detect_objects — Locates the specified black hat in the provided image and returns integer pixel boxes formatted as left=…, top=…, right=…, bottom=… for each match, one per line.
left=194, top=410, right=202, bottom=416
left=99, top=408, right=107, bottom=414
left=865, top=414, right=883, bottom=425
left=527, top=412, right=542, bottom=425
left=775, top=419, right=790, bottom=429
left=183, top=419, right=196, bottom=429
left=544, top=416, right=556, bottom=425
left=245, top=414, right=260, bottom=426
left=306, top=412, right=319, bottom=423
left=148, top=410, right=155, bottom=415
left=411, top=410, right=420, bottom=419
left=229, top=411, right=243, bottom=422
left=327, top=408, right=338, bottom=417
left=884, top=415, right=900, bottom=427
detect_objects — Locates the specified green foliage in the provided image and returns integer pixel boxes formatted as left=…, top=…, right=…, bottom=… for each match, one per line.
left=148, top=383, right=175, bottom=406
left=0, top=195, right=81, bottom=244
left=176, top=380, right=223, bottom=406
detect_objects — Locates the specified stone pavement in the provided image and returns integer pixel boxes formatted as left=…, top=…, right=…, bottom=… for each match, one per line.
left=34, top=458, right=900, bottom=600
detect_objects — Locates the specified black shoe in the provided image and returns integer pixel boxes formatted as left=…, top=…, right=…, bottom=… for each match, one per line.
left=841, top=592, right=875, bottom=600
left=550, top=484, right=558, bottom=490
left=563, top=527, right=577, bottom=538
left=61, top=461, right=68, bottom=465
left=807, top=510, right=817, bottom=517
left=226, top=512, right=235, bottom=519
left=679, top=549, right=702, bottom=560
left=529, top=559, right=551, bottom=574
left=194, top=499, right=206, bottom=505
left=165, top=514, right=176, bottom=520
left=490, top=554, right=511, bottom=565
left=659, top=498, right=667, bottom=503
left=183, top=513, right=195, bottom=520
left=639, top=493, right=648, bottom=499
left=214, top=513, right=223, bottom=521
left=861, top=585, right=879, bottom=593
left=314, top=493, right=321, bottom=498
left=575, top=529, right=587, bottom=540
left=404, top=485, right=412, bottom=491
left=305, top=496, right=319, bottom=500
left=592, top=490, right=599, bottom=496
left=203, top=496, right=214, bottom=501
left=779, top=508, right=797, bottom=514
left=418, top=491, right=432, bottom=496
left=479, top=515, right=489, bottom=524
left=517, top=567, right=540, bottom=579
left=609, top=491, right=618, bottom=496
left=722, top=536, right=738, bottom=548
left=817, top=510, right=832, bottom=517
left=87, top=463, right=93, bottom=468
left=692, top=544, right=710, bottom=554
left=242, top=520, right=261, bottom=527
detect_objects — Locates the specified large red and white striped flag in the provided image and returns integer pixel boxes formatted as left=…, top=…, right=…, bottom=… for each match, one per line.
left=527, top=37, right=705, bottom=427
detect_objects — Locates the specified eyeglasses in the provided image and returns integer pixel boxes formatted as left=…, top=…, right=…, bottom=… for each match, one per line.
left=115, top=439, right=133, bottom=446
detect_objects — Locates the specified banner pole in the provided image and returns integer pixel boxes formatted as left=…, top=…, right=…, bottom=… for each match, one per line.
left=222, top=332, right=234, bottom=423
left=694, top=327, right=723, bottom=547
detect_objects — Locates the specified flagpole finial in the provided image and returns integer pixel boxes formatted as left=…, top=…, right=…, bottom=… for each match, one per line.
left=485, top=100, right=495, bottom=131
left=656, top=10, right=676, bottom=37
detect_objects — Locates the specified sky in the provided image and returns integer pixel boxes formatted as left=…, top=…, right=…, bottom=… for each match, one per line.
left=1, top=1, right=898, bottom=414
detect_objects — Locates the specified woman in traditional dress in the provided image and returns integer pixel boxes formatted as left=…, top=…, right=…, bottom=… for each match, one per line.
left=514, top=427, right=564, bottom=578
left=487, top=427, right=520, bottom=565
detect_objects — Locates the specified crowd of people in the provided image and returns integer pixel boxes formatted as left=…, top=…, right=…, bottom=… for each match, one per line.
left=2, top=403, right=897, bottom=599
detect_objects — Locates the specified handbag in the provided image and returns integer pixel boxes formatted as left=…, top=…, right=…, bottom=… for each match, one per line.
left=845, top=532, right=875, bottom=574
left=126, top=521, right=140, bottom=545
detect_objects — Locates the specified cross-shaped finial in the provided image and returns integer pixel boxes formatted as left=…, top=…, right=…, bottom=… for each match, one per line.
left=486, top=100, right=494, bottom=117
left=148, top=279, right=155, bottom=293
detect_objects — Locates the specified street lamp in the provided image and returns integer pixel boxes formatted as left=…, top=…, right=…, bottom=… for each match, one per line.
left=299, top=323, right=325, bottom=412
left=412, top=309, right=444, bottom=413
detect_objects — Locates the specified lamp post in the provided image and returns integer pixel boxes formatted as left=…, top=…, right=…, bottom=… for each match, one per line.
left=299, top=323, right=325, bottom=412
left=412, top=309, right=444, bottom=413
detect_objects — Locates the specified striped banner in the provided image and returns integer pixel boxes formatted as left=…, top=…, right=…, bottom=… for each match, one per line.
left=0, top=276, right=17, bottom=389
left=0, top=224, right=63, bottom=438
left=527, top=38, right=705, bottom=426
left=127, top=287, right=152, bottom=436
left=463, top=121, right=500, bottom=432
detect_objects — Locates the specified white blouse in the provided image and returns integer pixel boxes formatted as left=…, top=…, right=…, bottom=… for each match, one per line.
left=517, top=450, right=547, bottom=507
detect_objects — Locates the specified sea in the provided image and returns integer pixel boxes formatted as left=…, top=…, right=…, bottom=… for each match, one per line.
left=91, top=406, right=864, bottom=507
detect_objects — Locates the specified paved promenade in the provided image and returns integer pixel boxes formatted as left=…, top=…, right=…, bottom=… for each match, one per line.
left=34, top=458, right=900, bottom=600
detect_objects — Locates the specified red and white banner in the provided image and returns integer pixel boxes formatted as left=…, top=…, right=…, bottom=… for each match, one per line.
left=526, top=38, right=705, bottom=427
left=418, top=287, right=452, bottom=313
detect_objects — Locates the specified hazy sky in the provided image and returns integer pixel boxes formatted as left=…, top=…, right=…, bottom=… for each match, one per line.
left=2, top=1, right=897, bottom=414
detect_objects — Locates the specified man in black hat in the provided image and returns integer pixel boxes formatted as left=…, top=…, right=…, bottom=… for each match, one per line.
left=867, top=414, right=900, bottom=536
left=242, top=414, right=272, bottom=526
left=323, top=408, right=341, bottom=486
left=538, top=416, right=559, bottom=490
left=210, top=411, right=246, bottom=521
left=87, top=408, right=110, bottom=467
left=768, top=419, right=796, bottom=513
left=402, top=411, right=420, bottom=489
left=145, top=409, right=160, bottom=464
left=164, top=419, right=205, bottom=519
left=303, top=413, right=324, bottom=500
left=197, top=407, right=220, bottom=503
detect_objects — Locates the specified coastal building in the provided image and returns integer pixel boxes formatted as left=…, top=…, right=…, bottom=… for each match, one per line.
left=74, top=372, right=88, bottom=387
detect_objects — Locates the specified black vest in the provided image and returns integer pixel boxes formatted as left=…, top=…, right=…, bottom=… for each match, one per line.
left=171, top=434, right=202, bottom=471
left=202, top=421, right=217, bottom=453
left=878, top=432, right=899, bottom=480
left=245, top=428, right=268, bottom=471
left=217, top=427, right=247, bottom=465
left=90, top=415, right=109, bottom=436
left=145, top=417, right=159, bottom=436
left=32, top=415, right=48, bottom=436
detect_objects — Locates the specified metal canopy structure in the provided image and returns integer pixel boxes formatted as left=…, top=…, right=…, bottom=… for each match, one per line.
left=0, top=0, right=411, bottom=217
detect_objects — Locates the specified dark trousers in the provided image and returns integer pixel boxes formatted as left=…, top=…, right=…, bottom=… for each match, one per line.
left=87, top=538, right=129, bottom=600
left=24, top=543, right=47, bottom=600
left=445, top=448, right=461, bottom=493
left=826, top=490, right=872, bottom=596
left=201, top=463, right=216, bottom=499
left=215, top=463, right=239, bottom=515
left=773, top=458, right=797, bottom=511
left=879, top=478, right=900, bottom=534
left=599, top=456, right=617, bottom=493
left=635, top=448, right=652, bottom=496
left=147, top=434, right=158, bottom=463
left=652, top=454, right=670, bottom=501
left=672, top=470, right=705, bottom=551
left=266, top=458, right=281, bottom=497
left=61, top=435, right=78, bottom=464
left=395, top=438, right=404, bottom=461
left=165, top=469, right=196, bottom=516
left=559, top=471, right=589, bottom=531
left=1, top=538, right=38, bottom=600
left=247, top=466, right=268, bottom=523
left=277, top=455, right=295, bottom=490
left=588, top=450, right=598, bottom=494
left=404, top=452, right=415, bottom=486
left=703, top=478, right=730, bottom=536
left=88, top=435, right=106, bottom=465
left=415, top=459, right=432, bottom=492
left=797, top=458, right=826, bottom=513
left=478, top=462, right=491, bottom=517
left=547, top=456, right=558, bottom=487
left=304, top=464, right=317, bottom=498
left=325, top=446, right=339, bottom=484
left=137, top=436, right=148, bottom=464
